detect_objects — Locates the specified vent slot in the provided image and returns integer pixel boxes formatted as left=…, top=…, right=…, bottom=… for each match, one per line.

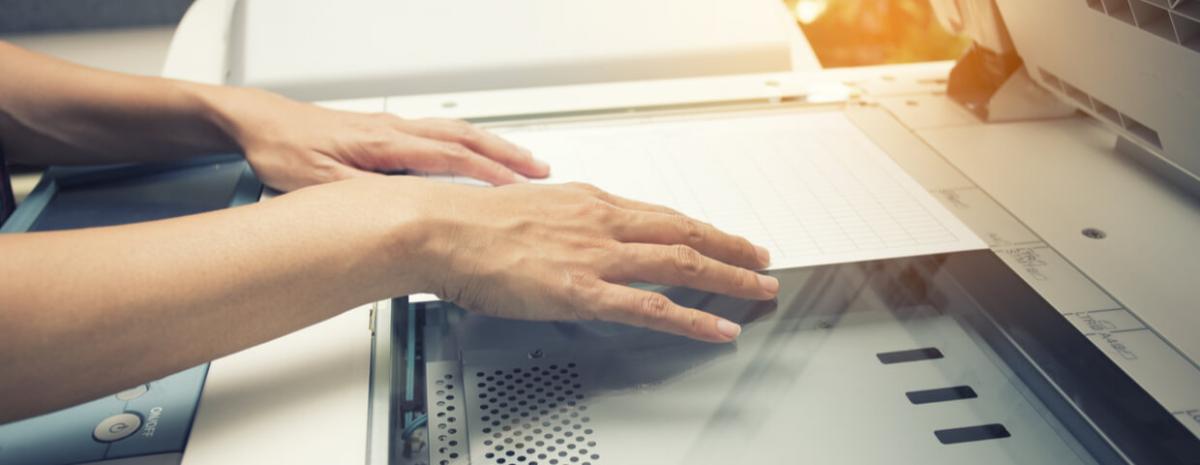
left=906, top=386, right=979, bottom=405
left=1038, top=69, right=1064, bottom=91
left=877, top=347, right=944, bottom=364
left=1091, top=97, right=1123, bottom=125
left=1121, top=113, right=1164, bottom=148
left=1061, top=81, right=1093, bottom=107
left=1100, top=0, right=1137, bottom=24
left=1038, top=67, right=1164, bottom=151
left=934, top=424, right=1012, bottom=445
left=1173, top=11, right=1200, bottom=52
left=1131, top=0, right=1177, bottom=40
left=467, top=363, right=601, bottom=465
left=1087, top=0, right=1200, bottom=52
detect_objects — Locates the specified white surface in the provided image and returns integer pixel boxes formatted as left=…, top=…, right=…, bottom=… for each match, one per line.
left=426, top=110, right=985, bottom=270
left=230, top=0, right=796, bottom=101
left=162, top=0, right=237, bottom=84
left=181, top=306, right=373, bottom=465
left=917, top=117, right=1200, bottom=364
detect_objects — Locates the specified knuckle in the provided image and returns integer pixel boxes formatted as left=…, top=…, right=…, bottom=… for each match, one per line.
left=638, top=293, right=673, bottom=321
left=730, top=269, right=751, bottom=291
left=671, top=244, right=704, bottom=276
left=440, top=143, right=472, bottom=162
left=563, top=271, right=599, bottom=320
left=451, top=124, right=481, bottom=145
left=679, top=217, right=706, bottom=246
left=563, top=270, right=594, bottom=299
left=577, top=197, right=614, bottom=220
left=687, top=311, right=704, bottom=334
left=566, top=182, right=601, bottom=194
left=312, top=160, right=348, bottom=183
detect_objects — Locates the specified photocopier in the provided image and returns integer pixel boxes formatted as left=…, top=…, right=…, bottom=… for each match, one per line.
left=1, top=0, right=1198, bottom=464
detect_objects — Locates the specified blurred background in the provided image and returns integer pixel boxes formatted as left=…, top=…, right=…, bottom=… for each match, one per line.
left=787, top=0, right=971, bottom=67
left=0, top=0, right=971, bottom=74
left=0, top=0, right=969, bottom=199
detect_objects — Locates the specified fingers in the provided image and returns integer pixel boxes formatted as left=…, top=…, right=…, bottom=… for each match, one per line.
left=606, top=243, right=778, bottom=300
left=400, top=119, right=550, bottom=179
left=380, top=134, right=529, bottom=186
left=586, top=282, right=743, bottom=343
left=612, top=210, right=769, bottom=270
left=561, top=182, right=680, bottom=216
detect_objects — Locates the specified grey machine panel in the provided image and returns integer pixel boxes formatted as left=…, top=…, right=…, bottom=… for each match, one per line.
left=411, top=251, right=1200, bottom=465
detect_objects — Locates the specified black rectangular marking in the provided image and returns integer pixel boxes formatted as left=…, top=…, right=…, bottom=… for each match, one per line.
left=934, top=424, right=1011, bottom=445
left=906, top=386, right=978, bottom=405
left=876, top=347, right=943, bottom=364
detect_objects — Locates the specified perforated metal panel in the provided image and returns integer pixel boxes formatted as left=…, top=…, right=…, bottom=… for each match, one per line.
left=464, top=362, right=602, bottom=465
left=427, top=362, right=469, bottom=465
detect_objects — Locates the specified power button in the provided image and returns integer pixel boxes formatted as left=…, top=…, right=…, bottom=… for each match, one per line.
left=93, top=413, right=142, bottom=442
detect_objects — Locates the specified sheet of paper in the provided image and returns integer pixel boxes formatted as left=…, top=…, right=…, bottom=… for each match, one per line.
left=426, top=111, right=985, bottom=270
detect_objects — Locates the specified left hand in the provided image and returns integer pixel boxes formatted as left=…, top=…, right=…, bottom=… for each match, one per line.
left=210, top=88, right=550, bottom=191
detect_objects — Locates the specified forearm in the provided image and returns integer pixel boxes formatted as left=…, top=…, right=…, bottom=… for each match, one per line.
left=0, top=179, right=431, bottom=422
left=0, top=41, right=242, bottom=165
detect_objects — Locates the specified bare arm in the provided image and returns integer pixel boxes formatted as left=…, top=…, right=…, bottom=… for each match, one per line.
left=0, top=177, right=776, bottom=423
left=0, top=42, right=777, bottom=424
left=0, top=41, right=235, bottom=164
left=0, top=41, right=549, bottom=190
left=0, top=179, right=424, bottom=423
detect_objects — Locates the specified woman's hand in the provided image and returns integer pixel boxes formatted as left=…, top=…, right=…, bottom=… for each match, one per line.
left=397, top=179, right=779, bottom=343
left=208, top=88, right=549, bottom=191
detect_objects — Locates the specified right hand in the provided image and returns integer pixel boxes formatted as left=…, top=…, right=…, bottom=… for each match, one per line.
left=405, top=179, right=779, bottom=342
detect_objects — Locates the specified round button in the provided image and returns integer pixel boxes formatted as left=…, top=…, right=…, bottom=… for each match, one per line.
left=93, top=413, right=142, bottom=442
left=115, top=384, right=149, bottom=401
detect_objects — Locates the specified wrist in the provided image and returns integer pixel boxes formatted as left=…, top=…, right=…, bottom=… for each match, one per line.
left=181, top=82, right=273, bottom=153
left=300, top=176, right=447, bottom=297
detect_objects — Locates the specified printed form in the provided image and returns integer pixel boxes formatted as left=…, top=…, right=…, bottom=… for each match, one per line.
left=429, top=111, right=985, bottom=270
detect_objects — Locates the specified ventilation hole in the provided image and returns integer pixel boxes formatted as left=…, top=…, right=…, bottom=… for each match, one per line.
left=906, top=386, right=979, bottom=404
left=1175, top=12, right=1200, bottom=52
left=1061, top=81, right=1092, bottom=107
left=934, top=423, right=1011, bottom=444
left=469, top=362, right=597, bottom=464
left=1100, top=0, right=1137, bottom=24
left=1121, top=113, right=1163, bottom=148
left=1090, top=97, right=1122, bottom=125
left=1130, top=1, right=1176, bottom=41
left=877, top=347, right=943, bottom=364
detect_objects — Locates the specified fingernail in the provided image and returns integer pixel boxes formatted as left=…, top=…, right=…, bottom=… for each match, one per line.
left=514, top=173, right=530, bottom=183
left=757, top=274, right=780, bottom=295
left=754, top=245, right=771, bottom=267
left=533, top=158, right=550, bottom=172
left=716, top=319, right=742, bottom=340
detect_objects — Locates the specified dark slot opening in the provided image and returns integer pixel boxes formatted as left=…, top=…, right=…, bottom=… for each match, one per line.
left=934, top=424, right=1011, bottom=445
left=907, top=386, right=978, bottom=404
left=876, top=347, right=943, bottom=364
